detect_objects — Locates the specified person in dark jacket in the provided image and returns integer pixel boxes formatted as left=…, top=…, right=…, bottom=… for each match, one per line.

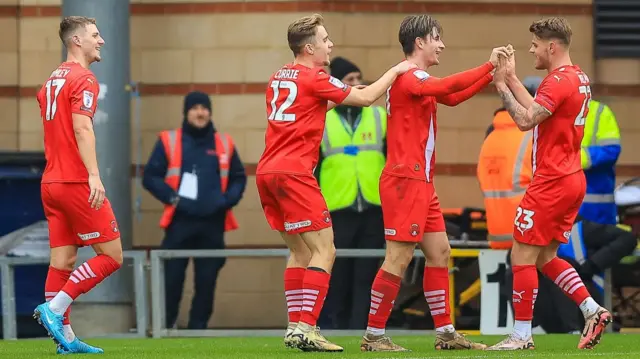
left=142, top=91, right=247, bottom=329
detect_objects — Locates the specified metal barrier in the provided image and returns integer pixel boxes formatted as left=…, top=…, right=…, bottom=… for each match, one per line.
left=149, top=239, right=489, bottom=338
left=0, top=250, right=148, bottom=340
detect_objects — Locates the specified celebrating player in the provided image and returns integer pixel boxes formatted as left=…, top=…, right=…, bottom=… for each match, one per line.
left=33, top=16, right=123, bottom=354
left=486, top=17, right=610, bottom=350
left=359, top=14, right=511, bottom=352
left=256, top=13, right=415, bottom=352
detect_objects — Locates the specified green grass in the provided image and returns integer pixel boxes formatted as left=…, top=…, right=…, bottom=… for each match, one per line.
left=2, top=335, right=640, bottom=359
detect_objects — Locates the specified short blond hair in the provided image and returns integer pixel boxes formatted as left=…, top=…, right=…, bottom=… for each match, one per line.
left=59, top=16, right=96, bottom=46
left=529, top=17, right=572, bottom=46
left=287, top=14, right=324, bottom=56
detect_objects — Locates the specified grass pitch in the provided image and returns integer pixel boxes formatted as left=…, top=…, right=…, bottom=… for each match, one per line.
left=3, top=334, right=640, bottom=359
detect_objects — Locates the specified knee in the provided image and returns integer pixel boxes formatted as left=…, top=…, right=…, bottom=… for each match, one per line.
left=425, top=245, right=451, bottom=268
left=108, top=249, right=124, bottom=267
left=290, top=245, right=312, bottom=266
left=382, top=248, right=413, bottom=276
left=536, top=252, right=556, bottom=270
left=50, top=253, right=77, bottom=272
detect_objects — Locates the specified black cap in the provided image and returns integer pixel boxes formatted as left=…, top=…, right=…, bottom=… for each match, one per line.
left=329, top=57, right=361, bottom=80
left=183, top=91, right=211, bottom=116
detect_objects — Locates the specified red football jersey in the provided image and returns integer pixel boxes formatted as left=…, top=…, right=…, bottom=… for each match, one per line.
left=37, top=62, right=100, bottom=183
left=531, top=65, right=590, bottom=182
left=383, top=68, right=439, bottom=182
left=257, top=63, right=352, bottom=175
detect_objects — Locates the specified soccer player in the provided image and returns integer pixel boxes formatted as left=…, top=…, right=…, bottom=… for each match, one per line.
left=33, top=16, right=123, bottom=354
left=359, top=14, right=510, bottom=352
left=486, top=17, right=611, bottom=350
left=256, top=14, right=415, bottom=352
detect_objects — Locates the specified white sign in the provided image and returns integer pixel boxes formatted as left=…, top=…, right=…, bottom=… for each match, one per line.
left=479, top=249, right=514, bottom=335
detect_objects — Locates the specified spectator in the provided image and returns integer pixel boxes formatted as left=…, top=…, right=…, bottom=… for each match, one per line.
left=579, top=95, right=621, bottom=225
left=142, top=91, right=247, bottom=329
left=316, top=57, right=387, bottom=329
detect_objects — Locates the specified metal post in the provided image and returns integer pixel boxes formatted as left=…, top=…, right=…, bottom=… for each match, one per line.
left=132, top=253, right=148, bottom=337
left=150, top=251, right=163, bottom=338
left=1, top=262, right=16, bottom=340
left=61, top=0, right=133, bottom=303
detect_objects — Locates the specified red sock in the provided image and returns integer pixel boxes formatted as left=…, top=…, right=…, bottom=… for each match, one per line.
left=367, top=269, right=402, bottom=330
left=512, top=265, right=538, bottom=321
left=298, top=269, right=330, bottom=327
left=284, top=267, right=305, bottom=323
left=45, top=266, right=72, bottom=325
left=541, top=257, right=590, bottom=305
left=61, top=254, right=121, bottom=300
left=423, top=266, right=452, bottom=328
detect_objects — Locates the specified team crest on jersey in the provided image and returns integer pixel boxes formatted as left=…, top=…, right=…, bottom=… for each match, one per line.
left=322, top=210, right=331, bottom=223
left=83, top=90, right=94, bottom=109
left=410, top=223, right=420, bottom=237
left=329, top=76, right=348, bottom=90
left=110, top=220, right=119, bottom=233
left=413, top=70, right=429, bottom=81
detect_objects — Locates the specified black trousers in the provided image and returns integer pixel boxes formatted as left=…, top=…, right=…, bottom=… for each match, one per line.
left=161, top=215, right=226, bottom=329
left=319, top=207, right=385, bottom=329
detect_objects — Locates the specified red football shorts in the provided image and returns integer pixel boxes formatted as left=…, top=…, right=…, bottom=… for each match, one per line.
left=41, top=183, right=120, bottom=248
left=513, top=171, right=586, bottom=246
left=379, top=173, right=446, bottom=242
left=256, top=173, right=332, bottom=234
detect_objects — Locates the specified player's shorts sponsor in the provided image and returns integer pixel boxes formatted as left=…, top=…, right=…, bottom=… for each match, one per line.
left=77, top=232, right=100, bottom=241
left=284, top=220, right=312, bottom=232
left=563, top=231, right=571, bottom=239
left=384, top=228, right=397, bottom=236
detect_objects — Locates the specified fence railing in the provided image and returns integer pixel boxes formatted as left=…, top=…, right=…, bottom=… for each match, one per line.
left=1, top=241, right=630, bottom=340
left=0, top=251, right=148, bottom=340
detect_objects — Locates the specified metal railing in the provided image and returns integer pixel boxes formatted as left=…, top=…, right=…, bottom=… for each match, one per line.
left=0, top=250, right=148, bottom=340
left=1, top=241, right=635, bottom=339
left=149, top=239, right=489, bottom=338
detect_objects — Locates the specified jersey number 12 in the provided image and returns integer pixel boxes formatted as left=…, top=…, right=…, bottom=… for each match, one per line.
left=45, top=78, right=66, bottom=121
left=268, top=80, right=298, bottom=122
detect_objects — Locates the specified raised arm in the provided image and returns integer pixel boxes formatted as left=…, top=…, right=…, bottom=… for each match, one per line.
left=436, top=73, right=493, bottom=107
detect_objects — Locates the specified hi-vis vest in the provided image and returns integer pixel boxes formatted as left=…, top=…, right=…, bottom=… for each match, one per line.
left=319, top=107, right=386, bottom=212
left=579, top=100, right=621, bottom=224
left=477, top=111, right=533, bottom=249
left=158, top=128, right=239, bottom=232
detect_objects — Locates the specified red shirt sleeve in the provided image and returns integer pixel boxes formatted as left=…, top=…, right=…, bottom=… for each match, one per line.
left=312, top=70, right=351, bottom=104
left=70, top=74, right=100, bottom=119
left=533, top=74, right=571, bottom=114
left=405, top=62, right=494, bottom=97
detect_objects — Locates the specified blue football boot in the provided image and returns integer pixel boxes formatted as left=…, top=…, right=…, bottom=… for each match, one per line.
left=56, top=338, right=104, bottom=354
left=33, top=302, right=68, bottom=351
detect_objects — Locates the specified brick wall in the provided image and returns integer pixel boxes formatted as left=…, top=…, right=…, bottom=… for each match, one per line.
left=0, top=0, right=638, bottom=328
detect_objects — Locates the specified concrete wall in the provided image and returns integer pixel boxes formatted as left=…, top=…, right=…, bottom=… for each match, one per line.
left=0, top=0, right=638, bottom=329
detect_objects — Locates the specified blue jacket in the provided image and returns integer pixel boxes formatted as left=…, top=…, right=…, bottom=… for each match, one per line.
left=579, top=100, right=621, bottom=224
left=142, top=120, right=247, bottom=220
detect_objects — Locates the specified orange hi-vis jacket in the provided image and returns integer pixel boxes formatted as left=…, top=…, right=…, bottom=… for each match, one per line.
left=477, top=110, right=533, bottom=249
left=158, top=128, right=239, bottom=232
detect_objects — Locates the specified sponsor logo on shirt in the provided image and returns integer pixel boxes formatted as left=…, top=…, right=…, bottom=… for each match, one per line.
left=329, top=76, right=348, bottom=91
left=82, top=90, right=94, bottom=112
left=413, top=70, right=429, bottom=81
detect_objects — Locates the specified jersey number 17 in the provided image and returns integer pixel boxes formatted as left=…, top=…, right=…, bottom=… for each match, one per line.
left=44, top=78, right=67, bottom=121
left=268, top=80, right=298, bottom=122
left=574, top=73, right=591, bottom=126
